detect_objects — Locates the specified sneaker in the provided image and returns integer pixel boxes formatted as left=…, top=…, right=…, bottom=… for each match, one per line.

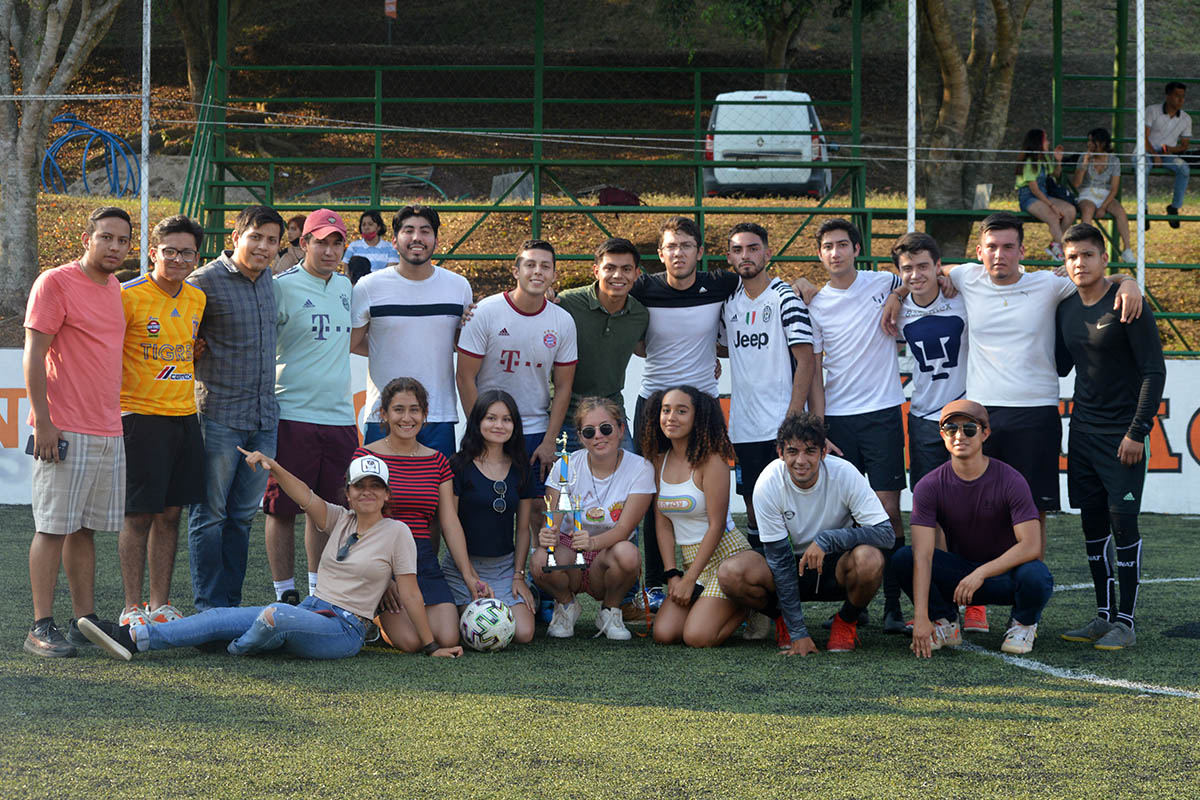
left=280, top=589, right=301, bottom=605
left=65, top=616, right=105, bottom=648
left=147, top=604, right=185, bottom=624
left=928, top=618, right=962, bottom=650
left=537, top=596, right=555, bottom=625
left=645, top=586, right=666, bottom=614
left=76, top=617, right=134, bottom=661
left=1120, top=248, right=1136, bottom=263
left=593, top=607, right=632, bottom=641
left=1061, top=616, right=1113, bottom=643
left=775, top=616, right=792, bottom=649
left=1000, top=621, right=1038, bottom=654
left=882, top=607, right=909, bottom=635
left=547, top=599, right=580, bottom=638
left=119, top=605, right=151, bottom=627
left=23, top=619, right=76, bottom=658
left=1046, top=242, right=1065, bottom=262
left=822, top=608, right=869, bottom=630
left=743, top=611, right=773, bottom=641
left=827, top=615, right=859, bottom=652
left=1167, top=204, right=1181, bottom=229
left=1094, top=621, right=1136, bottom=650
left=963, top=605, right=989, bottom=633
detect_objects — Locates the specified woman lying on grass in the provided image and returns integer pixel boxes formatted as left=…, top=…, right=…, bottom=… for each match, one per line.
left=78, top=452, right=463, bottom=660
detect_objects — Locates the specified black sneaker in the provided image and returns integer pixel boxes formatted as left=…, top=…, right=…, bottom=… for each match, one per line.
left=65, top=616, right=100, bottom=648
left=1168, top=205, right=1181, bottom=229
left=24, top=619, right=76, bottom=658
left=280, top=589, right=301, bottom=605
left=76, top=617, right=134, bottom=661
left=882, top=607, right=910, bottom=635
left=821, top=609, right=869, bottom=630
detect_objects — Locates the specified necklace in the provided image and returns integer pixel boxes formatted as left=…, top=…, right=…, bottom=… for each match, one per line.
left=382, top=437, right=421, bottom=457
left=584, top=450, right=623, bottom=519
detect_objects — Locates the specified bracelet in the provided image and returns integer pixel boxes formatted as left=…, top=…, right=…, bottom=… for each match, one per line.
left=298, top=487, right=314, bottom=513
left=421, top=640, right=438, bottom=655
left=663, top=568, right=684, bottom=581
left=514, top=569, right=526, bottom=577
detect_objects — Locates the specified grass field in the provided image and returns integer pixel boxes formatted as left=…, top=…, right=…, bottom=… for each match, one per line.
left=1, top=506, right=1198, bottom=799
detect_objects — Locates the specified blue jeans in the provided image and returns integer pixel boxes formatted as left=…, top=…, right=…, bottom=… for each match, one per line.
left=560, top=423, right=635, bottom=455
left=892, top=545, right=1054, bottom=626
left=188, top=415, right=277, bottom=611
left=135, top=595, right=365, bottom=659
left=362, top=420, right=456, bottom=457
left=1145, top=153, right=1190, bottom=208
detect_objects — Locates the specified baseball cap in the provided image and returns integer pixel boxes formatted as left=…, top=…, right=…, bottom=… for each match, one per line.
left=347, top=455, right=389, bottom=486
left=939, top=399, right=989, bottom=427
left=302, top=209, right=347, bottom=240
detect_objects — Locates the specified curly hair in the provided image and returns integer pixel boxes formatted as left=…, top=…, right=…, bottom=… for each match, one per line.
left=451, top=389, right=528, bottom=494
left=775, top=412, right=827, bottom=452
left=639, top=385, right=734, bottom=466
left=377, top=377, right=429, bottom=425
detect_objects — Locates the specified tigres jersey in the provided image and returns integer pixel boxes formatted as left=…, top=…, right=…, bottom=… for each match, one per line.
left=120, top=275, right=206, bottom=416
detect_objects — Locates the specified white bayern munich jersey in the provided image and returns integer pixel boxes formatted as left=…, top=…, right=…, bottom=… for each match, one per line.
left=457, top=292, right=578, bottom=434
left=718, top=277, right=813, bottom=443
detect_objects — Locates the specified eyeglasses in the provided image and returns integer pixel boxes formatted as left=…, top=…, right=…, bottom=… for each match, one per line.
left=492, top=480, right=508, bottom=514
left=580, top=423, right=615, bottom=440
left=661, top=243, right=697, bottom=254
left=940, top=422, right=982, bottom=437
left=336, top=531, right=359, bottom=561
left=158, top=246, right=198, bottom=263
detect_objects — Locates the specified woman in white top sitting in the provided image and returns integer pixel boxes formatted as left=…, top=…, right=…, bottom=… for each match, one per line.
left=1071, top=127, right=1135, bottom=262
left=641, top=385, right=751, bottom=647
left=342, top=210, right=400, bottom=273
left=533, top=397, right=655, bottom=640
left=77, top=452, right=462, bottom=660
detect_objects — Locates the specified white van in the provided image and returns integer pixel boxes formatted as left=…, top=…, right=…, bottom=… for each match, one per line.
left=702, top=90, right=832, bottom=197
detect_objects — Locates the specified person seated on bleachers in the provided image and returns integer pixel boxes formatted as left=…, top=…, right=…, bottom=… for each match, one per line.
left=1015, top=128, right=1076, bottom=261
left=1144, top=81, right=1191, bottom=229
left=1072, top=128, right=1135, bottom=262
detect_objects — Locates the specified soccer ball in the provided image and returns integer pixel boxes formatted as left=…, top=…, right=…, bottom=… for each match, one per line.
left=459, top=598, right=516, bottom=652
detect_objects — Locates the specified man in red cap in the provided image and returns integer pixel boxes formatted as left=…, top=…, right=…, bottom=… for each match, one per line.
left=895, top=398, right=1054, bottom=657
left=263, top=209, right=357, bottom=603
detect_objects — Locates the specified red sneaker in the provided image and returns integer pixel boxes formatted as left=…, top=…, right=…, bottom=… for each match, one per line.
left=775, top=616, right=792, bottom=649
left=827, top=614, right=859, bottom=652
left=963, top=605, right=989, bottom=633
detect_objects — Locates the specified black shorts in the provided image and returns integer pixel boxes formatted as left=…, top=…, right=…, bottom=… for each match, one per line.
left=793, top=550, right=849, bottom=601
left=1067, top=427, right=1147, bottom=514
left=907, top=413, right=949, bottom=491
left=123, top=413, right=206, bottom=513
left=983, top=405, right=1062, bottom=512
left=826, top=405, right=906, bottom=492
left=734, top=440, right=778, bottom=499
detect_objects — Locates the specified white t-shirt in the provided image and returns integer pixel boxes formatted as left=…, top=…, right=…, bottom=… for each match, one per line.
left=457, top=292, right=578, bottom=433
left=719, top=277, right=813, bottom=442
left=949, top=263, right=1076, bottom=407
left=809, top=270, right=905, bottom=416
left=898, top=292, right=969, bottom=420
left=1145, top=103, right=1193, bottom=151
left=343, top=238, right=400, bottom=273
left=350, top=265, right=473, bottom=423
left=550, top=450, right=656, bottom=539
left=754, top=455, right=889, bottom=551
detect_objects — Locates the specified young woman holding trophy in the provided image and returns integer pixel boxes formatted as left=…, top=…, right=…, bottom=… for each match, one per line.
left=531, top=397, right=655, bottom=640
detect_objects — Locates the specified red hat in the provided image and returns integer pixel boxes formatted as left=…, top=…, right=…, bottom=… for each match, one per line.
left=302, top=209, right=346, bottom=240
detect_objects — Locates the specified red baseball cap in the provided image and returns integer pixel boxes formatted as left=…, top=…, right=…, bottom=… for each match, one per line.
left=302, top=209, right=347, bottom=240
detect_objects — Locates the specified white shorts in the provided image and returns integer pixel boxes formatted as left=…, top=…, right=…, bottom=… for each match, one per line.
left=1078, top=187, right=1110, bottom=208
left=32, top=431, right=125, bottom=534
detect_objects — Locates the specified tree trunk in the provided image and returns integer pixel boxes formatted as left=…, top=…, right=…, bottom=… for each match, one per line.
left=167, top=0, right=216, bottom=110
left=763, top=24, right=792, bottom=90
left=0, top=148, right=43, bottom=318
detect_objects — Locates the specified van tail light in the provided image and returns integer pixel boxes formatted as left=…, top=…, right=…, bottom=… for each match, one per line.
left=811, top=134, right=823, bottom=161
left=704, top=134, right=714, bottom=161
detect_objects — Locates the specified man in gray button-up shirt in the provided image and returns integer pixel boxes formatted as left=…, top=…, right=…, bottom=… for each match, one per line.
left=186, top=205, right=283, bottom=610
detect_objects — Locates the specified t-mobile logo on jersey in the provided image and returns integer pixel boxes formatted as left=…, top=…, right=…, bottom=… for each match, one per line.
left=499, top=349, right=543, bottom=372
left=311, top=313, right=341, bottom=341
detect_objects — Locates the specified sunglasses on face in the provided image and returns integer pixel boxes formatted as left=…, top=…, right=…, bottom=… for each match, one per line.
left=336, top=531, right=359, bottom=561
left=492, top=480, right=508, bottom=514
left=580, top=423, right=615, bottom=440
left=940, top=422, right=982, bottom=437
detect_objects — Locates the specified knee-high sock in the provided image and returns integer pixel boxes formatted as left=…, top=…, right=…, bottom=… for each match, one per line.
left=882, top=536, right=905, bottom=610
left=1111, top=512, right=1142, bottom=630
left=1081, top=507, right=1115, bottom=622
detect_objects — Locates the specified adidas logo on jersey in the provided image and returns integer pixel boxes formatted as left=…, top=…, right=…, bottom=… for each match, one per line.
left=170, top=308, right=181, bottom=318
left=302, top=299, right=316, bottom=308
left=498, top=328, right=510, bottom=336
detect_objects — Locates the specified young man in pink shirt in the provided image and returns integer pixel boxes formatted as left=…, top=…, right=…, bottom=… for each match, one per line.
left=23, top=207, right=131, bottom=657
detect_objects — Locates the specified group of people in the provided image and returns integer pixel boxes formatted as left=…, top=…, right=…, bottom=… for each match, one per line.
left=1016, top=81, right=1192, bottom=262
left=23, top=194, right=1164, bottom=665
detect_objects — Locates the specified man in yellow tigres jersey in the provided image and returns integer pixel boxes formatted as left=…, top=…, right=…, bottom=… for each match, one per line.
left=118, top=215, right=208, bottom=627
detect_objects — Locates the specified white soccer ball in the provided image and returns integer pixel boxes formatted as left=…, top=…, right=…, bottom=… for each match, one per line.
left=459, top=598, right=516, bottom=652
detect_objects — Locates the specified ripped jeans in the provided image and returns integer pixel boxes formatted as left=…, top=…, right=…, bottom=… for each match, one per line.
left=133, top=595, right=366, bottom=659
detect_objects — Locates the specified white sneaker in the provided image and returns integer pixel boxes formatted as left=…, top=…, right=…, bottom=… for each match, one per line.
left=929, top=618, right=962, bottom=650
left=118, top=605, right=151, bottom=627
left=1001, top=621, right=1038, bottom=654
left=547, top=599, right=579, bottom=638
left=147, top=604, right=184, bottom=624
left=594, top=607, right=632, bottom=640
left=743, top=611, right=773, bottom=640
left=1120, top=248, right=1136, bottom=263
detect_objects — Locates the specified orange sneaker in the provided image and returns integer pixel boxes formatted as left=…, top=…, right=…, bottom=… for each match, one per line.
left=827, top=615, right=859, bottom=652
left=963, top=605, right=989, bottom=633
left=775, top=616, right=792, bottom=649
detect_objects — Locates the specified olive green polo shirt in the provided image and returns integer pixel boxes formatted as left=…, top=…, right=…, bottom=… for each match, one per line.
left=557, top=281, right=649, bottom=420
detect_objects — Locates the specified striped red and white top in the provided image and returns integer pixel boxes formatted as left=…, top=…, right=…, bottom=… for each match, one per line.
left=354, top=447, right=452, bottom=540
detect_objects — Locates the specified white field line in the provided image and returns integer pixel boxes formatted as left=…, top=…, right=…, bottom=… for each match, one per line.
left=959, top=643, right=1200, bottom=698
left=1054, top=576, right=1200, bottom=592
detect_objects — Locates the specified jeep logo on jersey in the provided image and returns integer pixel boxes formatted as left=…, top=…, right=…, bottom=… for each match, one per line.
left=734, top=330, right=770, bottom=349
left=543, top=330, right=557, bottom=349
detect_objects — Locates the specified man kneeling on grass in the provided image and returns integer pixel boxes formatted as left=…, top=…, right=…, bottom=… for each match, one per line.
left=717, top=413, right=892, bottom=655
left=896, top=399, right=1054, bottom=657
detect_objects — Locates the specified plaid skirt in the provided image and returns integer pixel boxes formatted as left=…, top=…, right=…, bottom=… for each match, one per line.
left=680, top=527, right=751, bottom=600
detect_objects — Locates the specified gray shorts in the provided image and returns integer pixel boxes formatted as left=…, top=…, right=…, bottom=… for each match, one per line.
left=32, top=431, right=125, bottom=534
left=908, top=413, right=949, bottom=491
left=439, top=551, right=527, bottom=609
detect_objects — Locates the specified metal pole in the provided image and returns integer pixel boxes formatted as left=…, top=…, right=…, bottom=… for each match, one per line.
left=1135, top=0, right=1145, bottom=289
left=531, top=0, right=543, bottom=239
left=139, top=0, right=151, bottom=274
left=1051, top=0, right=1062, bottom=144
left=906, top=0, right=916, bottom=232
